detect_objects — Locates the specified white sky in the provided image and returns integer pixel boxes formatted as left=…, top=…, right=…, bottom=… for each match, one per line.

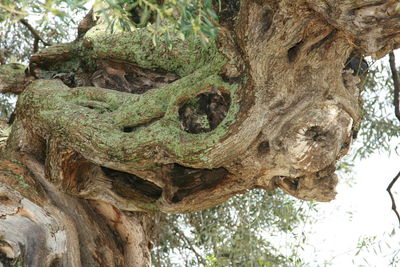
left=302, top=147, right=400, bottom=266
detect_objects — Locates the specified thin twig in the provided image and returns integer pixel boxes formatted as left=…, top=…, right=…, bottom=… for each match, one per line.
left=389, top=51, right=400, bottom=121
left=170, top=224, right=205, bottom=265
left=387, top=171, right=400, bottom=225
left=19, top=18, right=52, bottom=47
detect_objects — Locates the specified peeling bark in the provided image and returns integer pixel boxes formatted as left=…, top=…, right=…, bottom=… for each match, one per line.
left=1, top=0, right=400, bottom=265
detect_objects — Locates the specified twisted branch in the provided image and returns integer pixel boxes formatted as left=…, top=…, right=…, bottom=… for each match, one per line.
left=387, top=171, right=400, bottom=225
left=19, top=18, right=52, bottom=47
left=387, top=51, right=400, bottom=225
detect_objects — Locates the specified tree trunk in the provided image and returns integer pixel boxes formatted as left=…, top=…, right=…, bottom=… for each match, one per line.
left=0, top=0, right=399, bottom=265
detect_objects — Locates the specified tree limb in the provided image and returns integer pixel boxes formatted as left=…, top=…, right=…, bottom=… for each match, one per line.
left=387, top=171, right=400, bottom=225
left=389, top=51, right=400, bottom=121
left=19, top=18, right=52, bottom=47
left=33, top=38, right=39, bottom=53
left=307, top=0, right=400, bottom=58
left=387, top=51, right=400, bottom=225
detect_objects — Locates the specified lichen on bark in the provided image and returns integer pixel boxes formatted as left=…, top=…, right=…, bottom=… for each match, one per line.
left=11, top=0, right=400, bottom=212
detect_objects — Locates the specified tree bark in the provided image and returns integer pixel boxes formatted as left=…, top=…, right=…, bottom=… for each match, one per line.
left=1, top=0, right=399, bottom=265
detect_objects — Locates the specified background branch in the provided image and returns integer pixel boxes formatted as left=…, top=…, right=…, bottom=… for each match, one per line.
left=170, top=224, right=205, bottom=265
left=389, top=52, right=400, bottom=121
left=19, top=18, right=52, bottom=47
left=387, top=51, right=400, bottom=225
left=387, top=171, right=400, bottom=225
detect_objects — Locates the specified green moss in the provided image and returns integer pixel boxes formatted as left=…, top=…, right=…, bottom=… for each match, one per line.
left=0, top=63, right=26, bottom=90
left=134, top=200, right=159, bottom=211
left=84, top=25, right=219, bottom=77
left=17, top=24, right=244, bottom=187
left=0, top=63, right=25, bottom=76
left=19, top=62, right=241, bottom=167
left=34, top=43, right=82, bottom=73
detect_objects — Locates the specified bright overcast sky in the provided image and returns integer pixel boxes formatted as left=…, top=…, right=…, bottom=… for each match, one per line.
left=303, top=144, right=400, bottom=266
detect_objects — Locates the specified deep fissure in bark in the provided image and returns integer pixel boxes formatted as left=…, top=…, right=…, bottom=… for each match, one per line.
left=102, top=167, right=163, bottom=200
left=179, top=90, right=231, bottom=134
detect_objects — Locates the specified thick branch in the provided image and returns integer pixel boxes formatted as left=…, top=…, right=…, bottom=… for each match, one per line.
left=389, top=51, right=400, bottom=121
left=307, top=0, right=400, bottom=58
left=387, top=51, right=400, bottom=224
left=16, top=0, right=364, bottom=213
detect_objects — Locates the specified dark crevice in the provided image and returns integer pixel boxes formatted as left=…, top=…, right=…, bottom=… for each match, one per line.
left=308, top=30, right=337, bottom=52
left=352, top=128, right=359, bottom=139
left=305, top=126, right=328, bottom=142
left=0, top=254, right=13, bottom=266
left=80, top=102, right=112, bottom=114
left=287, top=41, right=303, bottom=63
left=127, top=5, right=157, bottom=27
left=273, top=175, right=300, bottom=191
left=49, top=257, right=62, bottom=267
left=349, top=1, right=387, bottom=15
left=257, top=141, right=270, bottom=155
left=0, top=240, right=15, bottom=266
left=122, top=126, right=135, bottom=133
left=341, top=141, right=350, bottom=150
left=179, top=90, right=231, bottom=134
left=122, top=115, right=163, bottom=133
left=282, top=177, right=299, bottom=190
left=258, top=9, right=274, bottom=40
left=315, top=165, right=336, bottom=179
left=52, top=72, right=75, bottom=87
left=91, top=60, right=178, bottom=94
left=217, top=0, right=241, bottom=26
left=170, top=164, right=229, bottom=203
left=31, top=135, right=46, bottom=165
left=345, top=53, right=368, bottom=76
left=220, top=74, right=243, bottom=84
left=0, top=195, right=10, bottom=201
left=101, top=167, right=162, bottom=200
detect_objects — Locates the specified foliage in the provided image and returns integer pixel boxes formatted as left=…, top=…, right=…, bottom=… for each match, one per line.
left=98, top=0, right=219, bottom=44
left=0, top=0, right=87, bottom=21
left=354, top=59, right=400, bottom=158
left=346, top=230, right=400, bottom=266
left=0, top=0, right=88, bottom=120
left=0, top=0, right=87, bottom=64
left=153, top=190, right=316, bottom=267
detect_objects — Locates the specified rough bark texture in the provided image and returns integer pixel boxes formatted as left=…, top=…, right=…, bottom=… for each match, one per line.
left=0, top=0, right=399, bottom=265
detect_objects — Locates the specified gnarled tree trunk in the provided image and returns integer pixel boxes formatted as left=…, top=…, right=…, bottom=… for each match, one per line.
left=0, top=0, right=399, bottom=265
